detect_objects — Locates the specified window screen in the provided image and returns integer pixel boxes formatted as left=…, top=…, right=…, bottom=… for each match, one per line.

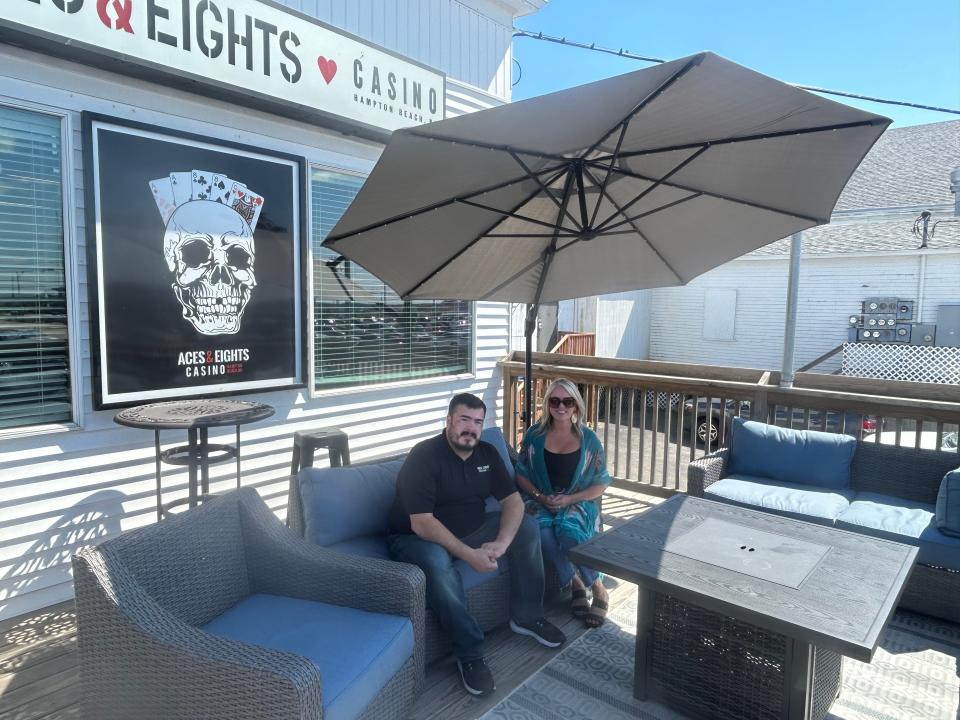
left=0, top=106, right=71, bottom=429
left=311, top=168, right=472, bottom=388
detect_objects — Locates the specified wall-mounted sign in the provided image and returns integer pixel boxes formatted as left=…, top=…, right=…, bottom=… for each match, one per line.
left=3, top=1, right=445, bottom=135
left=84, top=114, right=305, bottom=408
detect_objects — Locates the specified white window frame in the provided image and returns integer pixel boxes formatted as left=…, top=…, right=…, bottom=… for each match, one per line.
left=306, top=160, right=476, bottom=400
left=0, top=96, right=82, bottom=437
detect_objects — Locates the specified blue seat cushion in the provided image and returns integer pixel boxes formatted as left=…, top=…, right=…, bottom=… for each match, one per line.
left=835, top=492, right=960, bottom=572
left=330, top=535, right=506, bottom=591
left=835, top=492, right=935, bottom=541
left=481, top=427, right=516, bottom=480
left=727, top=418, right=856, bottom=490
left=705, top=474, right=855, bottom=524
left=203, top=594, right=413, bottom=720
left=936, top=468, right=960, bottom=538
left=299, top=460, right=403, bottom=546
left=918, top=523, right=960, bottom=572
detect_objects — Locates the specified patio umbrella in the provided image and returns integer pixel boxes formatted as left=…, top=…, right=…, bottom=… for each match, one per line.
left=323, top=51, right=889, bottom=427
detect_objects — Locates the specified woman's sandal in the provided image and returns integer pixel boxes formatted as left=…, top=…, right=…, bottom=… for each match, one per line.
left=584, top=598, right=608, bottom=628
left=571, top=588, right=590, bottom=618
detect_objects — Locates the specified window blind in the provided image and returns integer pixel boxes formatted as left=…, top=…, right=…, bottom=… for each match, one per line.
left=0, top=107, right=71, bottom=429
left=311, top=168, right=472, bottom=388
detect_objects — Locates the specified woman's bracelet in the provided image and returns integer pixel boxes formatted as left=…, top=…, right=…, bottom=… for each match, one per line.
left=532, top=489, right=542, bottom=499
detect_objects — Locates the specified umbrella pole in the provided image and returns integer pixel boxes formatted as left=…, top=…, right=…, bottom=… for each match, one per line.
left=524, top=303, right=538, bottom=431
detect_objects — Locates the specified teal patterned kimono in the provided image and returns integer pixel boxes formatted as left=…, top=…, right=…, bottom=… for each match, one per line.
left=516, top=424, right=611, bottom=545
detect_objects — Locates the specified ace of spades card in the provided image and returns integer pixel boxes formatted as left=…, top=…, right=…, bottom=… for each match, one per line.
left=169, top=171, right=192, bottom=205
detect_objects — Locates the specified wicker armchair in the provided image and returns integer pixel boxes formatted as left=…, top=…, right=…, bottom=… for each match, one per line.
left=689, top=439, right=960, bottom=623
left=72, top=488, right=425, bottom=720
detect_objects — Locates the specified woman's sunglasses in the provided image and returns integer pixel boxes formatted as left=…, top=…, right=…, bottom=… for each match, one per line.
left=548, top=396, right=577, bottom=409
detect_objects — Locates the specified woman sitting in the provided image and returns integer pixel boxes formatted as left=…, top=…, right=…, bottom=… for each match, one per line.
left=515, top=378, right=611, bottom=627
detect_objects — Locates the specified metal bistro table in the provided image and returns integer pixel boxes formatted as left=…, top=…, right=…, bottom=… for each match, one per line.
left=115, top=399, right=275, bottom=520
left=569, top=495, right=917, bottom=720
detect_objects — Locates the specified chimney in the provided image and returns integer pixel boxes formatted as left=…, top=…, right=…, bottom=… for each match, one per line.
left=951, top=167, right=960, bottom=216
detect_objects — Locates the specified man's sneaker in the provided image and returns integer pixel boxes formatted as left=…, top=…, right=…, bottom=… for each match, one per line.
left=510, top=617, right=566, bottom=648
left=457, top=658, right=495, bottom=696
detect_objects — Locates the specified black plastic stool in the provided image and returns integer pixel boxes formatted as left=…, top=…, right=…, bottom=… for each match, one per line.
left=291, top=428, right=351, bottom=474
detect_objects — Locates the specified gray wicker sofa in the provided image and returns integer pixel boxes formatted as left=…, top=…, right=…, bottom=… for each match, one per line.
left=72, top=488, right=425, bottom=720
left=688, top=419, right=960, bottom=623
left=287, top=427, right=552, bottom=664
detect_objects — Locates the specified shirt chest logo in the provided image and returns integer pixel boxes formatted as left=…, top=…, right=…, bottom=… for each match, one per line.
left=476, top=464, right=490, bottom=472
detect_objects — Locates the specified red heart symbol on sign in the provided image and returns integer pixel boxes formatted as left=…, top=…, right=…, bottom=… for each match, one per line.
left=317, top=56, right=337, bottom=84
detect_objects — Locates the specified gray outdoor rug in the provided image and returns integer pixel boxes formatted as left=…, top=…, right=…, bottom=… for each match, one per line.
left=481, top=592, right=960, bottom=720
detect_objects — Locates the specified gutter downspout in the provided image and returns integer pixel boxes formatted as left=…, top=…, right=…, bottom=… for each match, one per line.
left=780, top=232, right=803, bottom=388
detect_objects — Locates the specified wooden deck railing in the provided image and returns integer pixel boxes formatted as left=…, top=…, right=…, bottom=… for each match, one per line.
left=499, top=351, right=960, bottom=496
left=550, top=332, right=596, bottom=356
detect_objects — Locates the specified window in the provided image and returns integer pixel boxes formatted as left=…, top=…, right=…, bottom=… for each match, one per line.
left=311, top=168, right=472, bottom=388
left=0, top=106, right=71, bottom=429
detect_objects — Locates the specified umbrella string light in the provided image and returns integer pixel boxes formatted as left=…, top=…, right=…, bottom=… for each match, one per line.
left=513, top=29, right=960, bottom=117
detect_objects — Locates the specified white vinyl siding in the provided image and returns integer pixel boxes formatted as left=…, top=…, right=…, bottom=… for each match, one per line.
left=0, top=0, right=519, bottom=620
left=647, top=252, right=960, bottom=373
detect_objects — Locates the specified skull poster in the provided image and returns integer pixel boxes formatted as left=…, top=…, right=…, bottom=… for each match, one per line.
left=85, top=115, right=304, bottom=408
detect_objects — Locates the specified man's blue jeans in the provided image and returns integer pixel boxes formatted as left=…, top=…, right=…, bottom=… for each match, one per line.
left=387, top=512, right=544, bottom=661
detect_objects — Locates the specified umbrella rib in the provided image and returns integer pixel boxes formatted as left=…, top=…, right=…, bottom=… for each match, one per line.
left=592, top=146, right=709, bottom=234
left=322, top=162, right=568, bottom=245
left=509, top=151, right=582, bottom=231
left=589, top=161, right=823, bottom=223
left=530, top=172, right=577, bottom=309
left=479, top=172, right=576, bottom=303
left=487, top=232, right=579, bottom=238
left=594, top=118, right=886, bottom=163
left=599, top=192, right=704, bottom=233
left=403, top=128, right=573, bottom=164
left=456, top=198, right=579, bottom=234
left=401, top=166, right=570, bottom=298
left=581, top=54, right=706, bottom=161
left=588, top=121, right=630, bottom=230
left=581, top=165, right=684, bottom=283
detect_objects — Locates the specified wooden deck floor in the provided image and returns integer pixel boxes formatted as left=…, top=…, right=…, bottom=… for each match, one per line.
left=0, top=486, right=660, bottom=720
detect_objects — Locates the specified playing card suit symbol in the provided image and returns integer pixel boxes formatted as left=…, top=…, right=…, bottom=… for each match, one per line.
left=317, top=56, right=337, bottom=84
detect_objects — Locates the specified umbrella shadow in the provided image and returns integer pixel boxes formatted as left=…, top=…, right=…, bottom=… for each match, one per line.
left=0, top=490, right=126, bottom=620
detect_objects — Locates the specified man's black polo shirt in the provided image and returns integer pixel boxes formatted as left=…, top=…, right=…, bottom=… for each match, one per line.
left=388, top=432, right=516, bottom=538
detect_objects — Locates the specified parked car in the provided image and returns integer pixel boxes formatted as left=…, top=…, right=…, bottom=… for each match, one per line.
left=862, top=430, right=959, bottom=452
left=596, top=388, right=878, bottom=446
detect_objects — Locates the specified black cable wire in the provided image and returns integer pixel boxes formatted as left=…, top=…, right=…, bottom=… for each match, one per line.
left=513, top=29, right=960, bottom=116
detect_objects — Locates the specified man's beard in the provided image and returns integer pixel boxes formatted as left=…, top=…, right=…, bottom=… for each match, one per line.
left=448, top=429, right=478, bottom=452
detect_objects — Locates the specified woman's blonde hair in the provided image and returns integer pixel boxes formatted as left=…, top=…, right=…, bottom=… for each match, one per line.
left=537, top=378, right=586, bottom=436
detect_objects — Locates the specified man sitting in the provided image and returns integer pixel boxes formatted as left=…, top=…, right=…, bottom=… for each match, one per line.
left=387, top=392, right=566, bottom=697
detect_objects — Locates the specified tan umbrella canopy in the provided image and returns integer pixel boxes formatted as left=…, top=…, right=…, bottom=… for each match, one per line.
left=324, top=51, right=889, bottom=424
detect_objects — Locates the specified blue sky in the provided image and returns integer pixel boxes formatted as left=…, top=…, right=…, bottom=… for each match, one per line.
left=513, top=0, right=960, bottom=127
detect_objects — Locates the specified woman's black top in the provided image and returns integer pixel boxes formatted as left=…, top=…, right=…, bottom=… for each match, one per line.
left=544, top=448, right=579, bottom=493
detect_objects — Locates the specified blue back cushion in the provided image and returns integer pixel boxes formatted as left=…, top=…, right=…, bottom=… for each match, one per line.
left=936, top=468, right=960, bottom=538
left=728, top=418, right=856, bottom=490
left=481, top=426, right=515, bottom=479
left=299, top=460, right=403, bottom=547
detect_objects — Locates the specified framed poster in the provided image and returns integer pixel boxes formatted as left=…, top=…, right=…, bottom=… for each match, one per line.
left=83, top=114, right=306, bottom=408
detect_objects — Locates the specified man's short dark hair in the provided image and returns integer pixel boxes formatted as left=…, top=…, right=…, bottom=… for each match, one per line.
left=448, top=392, right=486, bottom=416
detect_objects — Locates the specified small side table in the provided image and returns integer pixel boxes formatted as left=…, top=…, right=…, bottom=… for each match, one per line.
left=115, top=399, right=275, bottom=520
